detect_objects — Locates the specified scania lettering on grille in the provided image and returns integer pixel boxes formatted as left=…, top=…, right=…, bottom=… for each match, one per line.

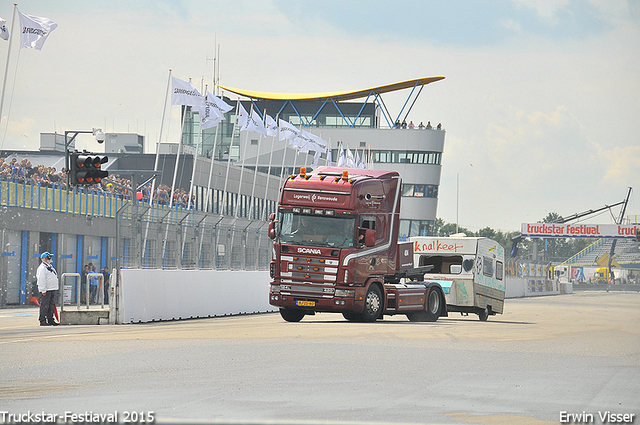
left=298, top=247, right=321, bottom=254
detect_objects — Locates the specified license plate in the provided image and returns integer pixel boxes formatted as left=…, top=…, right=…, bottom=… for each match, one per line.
left=296, top=300, right=315, bottom=307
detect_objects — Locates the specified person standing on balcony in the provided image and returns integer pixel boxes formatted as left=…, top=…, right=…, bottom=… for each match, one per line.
left=37, top=252, right=59, bottom=326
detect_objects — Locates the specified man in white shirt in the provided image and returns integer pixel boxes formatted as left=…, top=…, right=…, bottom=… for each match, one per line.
left=36, top=252, right=59, bottom=326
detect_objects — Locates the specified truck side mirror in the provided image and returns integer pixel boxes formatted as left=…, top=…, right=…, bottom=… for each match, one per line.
left=364, top=229, right=375, bottom=247
left=268, top=220, right=278, bottom=240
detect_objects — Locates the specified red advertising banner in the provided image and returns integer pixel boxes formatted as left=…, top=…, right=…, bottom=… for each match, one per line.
left=521, top=223, right=639, bottom=238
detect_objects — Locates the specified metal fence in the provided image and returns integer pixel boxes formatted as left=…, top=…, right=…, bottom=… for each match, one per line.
left=1, top=177, right=273, bottom=273
left=115, top=202, right=271, bottom=271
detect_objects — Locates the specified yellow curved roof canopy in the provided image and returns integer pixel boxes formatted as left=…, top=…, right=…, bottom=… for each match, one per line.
left=218, top=76, right=445, bottom=101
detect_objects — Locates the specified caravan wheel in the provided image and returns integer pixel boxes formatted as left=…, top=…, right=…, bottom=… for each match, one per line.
left=478, top=307, right=489, bottom=321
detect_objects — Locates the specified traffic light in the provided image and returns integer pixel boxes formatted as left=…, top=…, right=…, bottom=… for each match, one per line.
left=69, top=152, right=109, bottom=185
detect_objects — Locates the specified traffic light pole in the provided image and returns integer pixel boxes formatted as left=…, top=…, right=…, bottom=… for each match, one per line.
left=64, top=128, right=105, bottom=188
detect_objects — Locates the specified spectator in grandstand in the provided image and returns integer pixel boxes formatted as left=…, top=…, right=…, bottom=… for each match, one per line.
left=394, top=120, right=401, bottom=129
left=437, top=123, right=442, bottom=130
left=0, top=159, right=199, bottom=208
left=426, top=121, right=432, bottom=129
left=408, top=121, right=415, bottom=129
left=401, top=120, right=407, bottom=129
left=418, top=122, right=425, bottom=129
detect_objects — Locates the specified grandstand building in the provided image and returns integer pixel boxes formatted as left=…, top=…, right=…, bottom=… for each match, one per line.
left=179, top=77, right=447, bottom=238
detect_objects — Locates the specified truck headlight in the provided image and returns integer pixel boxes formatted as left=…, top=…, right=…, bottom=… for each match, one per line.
left=335, top=289, right=355, bottom=297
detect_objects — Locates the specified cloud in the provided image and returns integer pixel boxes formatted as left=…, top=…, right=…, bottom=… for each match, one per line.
left=600, top=145, right=640, bottom=186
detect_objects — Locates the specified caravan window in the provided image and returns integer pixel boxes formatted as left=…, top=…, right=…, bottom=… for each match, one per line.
left=496, top=261, right=504, bottom=280
left=483, top=256, right=494, bottom=277
left=419, top=255, right=462, bottom=274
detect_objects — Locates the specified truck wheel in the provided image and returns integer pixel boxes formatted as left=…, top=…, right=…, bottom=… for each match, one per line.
left=280, top=308, right=305, bottom=322
left=423, top=288, right=441, bottom=322
left=342, top=312, right=362, bottom=322
left=406, top=312, right=425, bottom=322
left=478, top=307, right=489, bottom=322
left=406, top=289, right=442, bottom=322
left=361, top=285, right=382, bottom=322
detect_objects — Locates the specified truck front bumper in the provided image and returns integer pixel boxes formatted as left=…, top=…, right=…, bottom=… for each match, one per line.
left=269, top=292, right=361, bottom=313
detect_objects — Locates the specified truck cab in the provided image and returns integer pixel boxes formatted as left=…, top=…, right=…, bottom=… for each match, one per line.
left=268, top=167, right=446, bottom=323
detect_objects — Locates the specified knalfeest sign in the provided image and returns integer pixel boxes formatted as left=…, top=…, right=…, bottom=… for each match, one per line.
left=521, top=223, right=639, bottom=238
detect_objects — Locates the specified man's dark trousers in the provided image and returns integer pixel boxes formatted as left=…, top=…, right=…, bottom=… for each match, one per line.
left=39, top=290, right=57, bottom=325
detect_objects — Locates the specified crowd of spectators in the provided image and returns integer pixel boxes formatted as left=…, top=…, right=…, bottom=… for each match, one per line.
left=0, top=157, right=66, bottom=188
left=0, top=156, right=195, bottom=208
left=394, top=120, right=442, bottom=130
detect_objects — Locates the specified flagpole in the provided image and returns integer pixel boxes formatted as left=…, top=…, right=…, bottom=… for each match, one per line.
left=262, top=113, right=277, bottom=221
left=234, top=129, right=249, bottom=218
left=222, top=99, right=240, bottom=216
left=181, top=107, right=201, bottom=255
left=148, top=69, right=172, bottom=207
left=0, top=4, right=18, bottom=145
left=142, top=69, right=171, bottom=262
left=277, top=121, right=290, bottom=190
left=204, top=116, right=221, bottom=212
left=248, top=111, right=266, bottom=220
left=291, top=146, right=299, bottom=176
left=186, top=94, right=202, bottom=210
left=163, top=98, right=190, bottom=261
left=326, top=136, right=332, bottom=166
left=169, top=104, right=188, bottom=209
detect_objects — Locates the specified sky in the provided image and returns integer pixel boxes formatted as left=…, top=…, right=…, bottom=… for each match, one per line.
left=0, top=0, right=638, bottom=232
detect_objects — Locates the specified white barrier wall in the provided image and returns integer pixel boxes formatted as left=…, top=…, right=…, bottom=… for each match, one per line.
left=505, top=277, right=526, bottom=298
left=117, top=270, right=571, bottom=323
left=505, top=277, right=569, bottom=298
left=119, top=269, right=276, bottom=323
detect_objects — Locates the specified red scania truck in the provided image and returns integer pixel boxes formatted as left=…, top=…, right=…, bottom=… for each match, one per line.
left=267, top=166, right=447, bottom=323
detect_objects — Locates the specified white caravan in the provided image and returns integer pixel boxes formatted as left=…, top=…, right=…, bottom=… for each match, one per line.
left=410, top=236, right=506, bottom=321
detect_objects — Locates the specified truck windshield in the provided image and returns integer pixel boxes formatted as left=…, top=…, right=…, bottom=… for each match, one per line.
left=278, top=212, right=357, bottom=248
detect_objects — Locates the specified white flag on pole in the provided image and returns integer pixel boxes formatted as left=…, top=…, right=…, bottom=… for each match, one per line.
left=171, top=77, right=204, bottom=111
left=278, top=119, right=301, bottom=141
left=337, top=143, right=345, bottom=167
left=301, top=130, right=325, bottom=153
left=18, top=12, right=57, bottom=50
left=0, top=17, right=9, bottom=41
left=360, top=149, right=367, bottom=169
left=201, top=92, right=223, bottom=130
left=241, top=107, right=267, bottom=135
left=208, top=93, right=233, bottom=117
left=346, top=148, right=356, bottom=168
left=311, top=151, right=322, bottom=169
left=237, top=103, right=250, bottom=129
left=265, top=115, right=278, bottom=137
left=304, top=130, right=327, bottom=150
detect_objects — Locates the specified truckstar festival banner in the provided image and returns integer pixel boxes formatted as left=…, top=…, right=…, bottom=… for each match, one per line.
left=521, top=223, right=639, bottom=238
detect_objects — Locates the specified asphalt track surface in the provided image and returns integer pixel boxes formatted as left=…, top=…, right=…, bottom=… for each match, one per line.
left=1, top=291, right=639, bottom=425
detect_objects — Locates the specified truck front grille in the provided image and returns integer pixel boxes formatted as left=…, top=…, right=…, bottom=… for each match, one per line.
left=280, top=255, right=339, bottom=297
